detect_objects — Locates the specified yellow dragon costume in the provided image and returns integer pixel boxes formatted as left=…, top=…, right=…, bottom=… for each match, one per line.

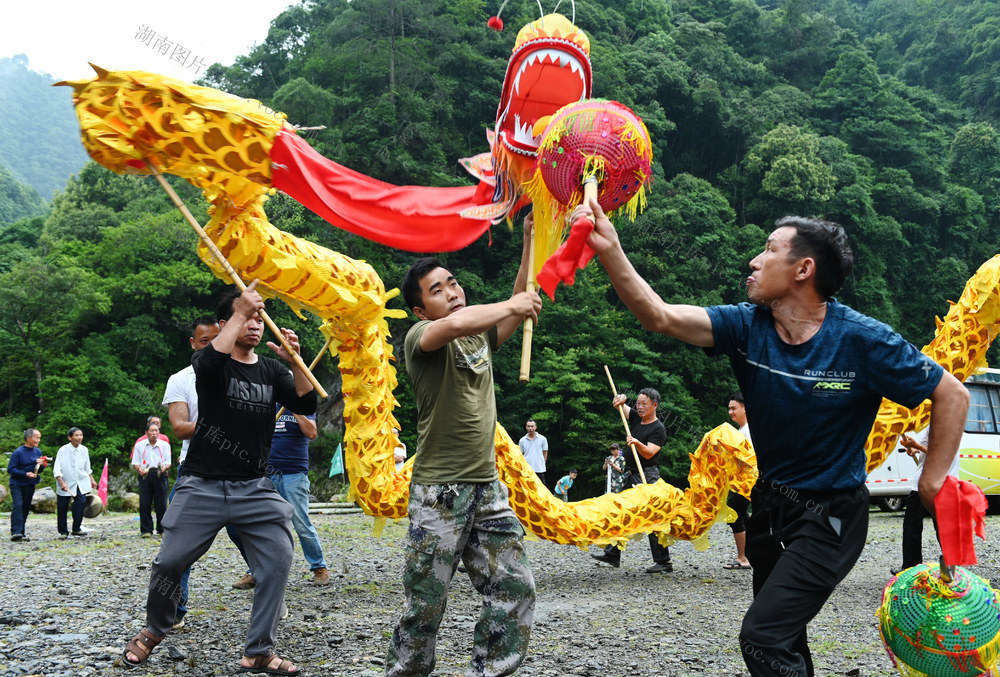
left=59, top=15, right=1000, bottom=551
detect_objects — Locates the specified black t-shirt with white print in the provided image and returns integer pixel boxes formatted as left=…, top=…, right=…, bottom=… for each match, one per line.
left=183, top=344, right=317, bottom=480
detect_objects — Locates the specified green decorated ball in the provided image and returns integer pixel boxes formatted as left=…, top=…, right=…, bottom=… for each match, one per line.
left=878, top=563, right=1000, bottom=676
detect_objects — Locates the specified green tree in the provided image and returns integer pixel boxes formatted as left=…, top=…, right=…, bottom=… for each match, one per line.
left=0, top=163, right=46, bottom=225
left=947, top=122, right=1000, bottom=195
left=0, top=255, right=110, bottom=413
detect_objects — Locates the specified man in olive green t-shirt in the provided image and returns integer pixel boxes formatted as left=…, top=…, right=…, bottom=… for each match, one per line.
left=385, top=215, right=542, bottom=677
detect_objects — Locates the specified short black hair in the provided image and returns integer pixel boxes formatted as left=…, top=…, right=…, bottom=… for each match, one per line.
left=217, top=288, right=242, bottom=322
left=609, top=442, right=620, bottom=450
left=192, top=315, right=218, bottom=333
left=569, top=469, right=578, bottom=474
left=402, top=257, right=447, bottom=311
left=728, top=392, right=744, bottom=405
left=638, top=387, right=661, bottom=405
left=776, top=216, right=853, bottom=300
left=67, top=427, right=82, bottom=437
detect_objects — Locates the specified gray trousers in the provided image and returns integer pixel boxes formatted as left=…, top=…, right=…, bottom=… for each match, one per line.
left=144, top=475, right=293, bottom=657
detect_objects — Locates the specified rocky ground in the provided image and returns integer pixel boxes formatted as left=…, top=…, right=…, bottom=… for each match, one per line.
left=2, top=507, right=999, bottom=677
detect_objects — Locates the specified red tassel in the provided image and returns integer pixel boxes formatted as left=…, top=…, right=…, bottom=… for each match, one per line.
left=487, top=16, right=504, bottom=30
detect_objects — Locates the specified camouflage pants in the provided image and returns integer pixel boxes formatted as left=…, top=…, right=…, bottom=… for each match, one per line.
left=386, top=480, right=536, bottom=677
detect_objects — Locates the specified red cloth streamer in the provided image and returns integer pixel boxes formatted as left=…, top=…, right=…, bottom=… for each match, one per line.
left=98, top=459, right=109, bottom=506
left=536, top=216, right=596, bottom=301
left=934, top=475, right=987, bottom=567
left=270, top=130, right=494, bottom=253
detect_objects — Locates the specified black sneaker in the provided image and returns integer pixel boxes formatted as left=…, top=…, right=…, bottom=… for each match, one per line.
left=590, top=552, right=621, bottom=568
left=72, top=529, right=88, bottom=537
left=59, top=533, right=69, bottom=540
left=890, top=567, right=903, bottom=576
left=10, top=534, right=23, bottom=542
left=646, top=562, right=673, bottom=573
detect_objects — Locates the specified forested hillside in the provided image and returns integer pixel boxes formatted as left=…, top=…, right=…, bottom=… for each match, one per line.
left=0, top=163, right=45, bottom=223
left=3, top=0, right=1000, bottom=499
left=0, top=56, right=89, bottom=199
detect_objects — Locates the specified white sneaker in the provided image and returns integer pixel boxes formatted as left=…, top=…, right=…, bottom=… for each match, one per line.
left=280, top=601, right=288, bottom=619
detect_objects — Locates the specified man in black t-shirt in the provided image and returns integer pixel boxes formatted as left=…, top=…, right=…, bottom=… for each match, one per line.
left=119, top=281, right=317, bottom=675
left=591, top=387, right=672, bottom=573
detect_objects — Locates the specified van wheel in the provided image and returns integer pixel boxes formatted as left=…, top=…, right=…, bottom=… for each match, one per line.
left=877, top=496, right=904, bottom=512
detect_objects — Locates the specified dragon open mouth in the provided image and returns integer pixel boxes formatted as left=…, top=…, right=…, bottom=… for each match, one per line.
left=497, top=37, right=592, bottom=155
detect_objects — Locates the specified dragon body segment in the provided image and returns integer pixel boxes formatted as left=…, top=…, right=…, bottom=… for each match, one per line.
left=59, top=26, right=1000, bottom=549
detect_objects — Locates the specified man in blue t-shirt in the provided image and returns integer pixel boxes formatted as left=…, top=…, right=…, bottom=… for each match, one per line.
left=571, top=200, right=970, bottom=677
left=268, top=404, right=330, bottom=586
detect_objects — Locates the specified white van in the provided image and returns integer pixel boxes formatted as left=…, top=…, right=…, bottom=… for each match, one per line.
left=866, top=368, right=1000, bottom=511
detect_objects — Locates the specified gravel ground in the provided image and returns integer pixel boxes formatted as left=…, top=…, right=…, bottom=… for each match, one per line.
left=2, top=506, right=999, bottom=677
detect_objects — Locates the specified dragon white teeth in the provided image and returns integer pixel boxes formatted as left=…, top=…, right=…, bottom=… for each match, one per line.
left=511, top=114, right=541, bottom=146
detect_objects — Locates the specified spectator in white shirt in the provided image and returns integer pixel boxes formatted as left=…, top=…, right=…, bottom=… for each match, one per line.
left=54, top=427, right=97, bottom=538
left=723, top=393, right=753, bottom=571
left=131, top=421, right=171, bottom=537
left=160, top=315, right=222, bottom=628
left=133, top=414, right=170, bottom=449
left=518, top=419, right=549, bottom=485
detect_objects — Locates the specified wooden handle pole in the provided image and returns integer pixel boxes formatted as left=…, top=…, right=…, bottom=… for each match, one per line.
left=145, top=161, right=328, bottom=399
left=581, top=175, right=599, bottom=210
left=276, top=334, right=335, bottom=419
left=519, top=225, right=536, bottom=383
left=604, top=364, right=647, bottom=484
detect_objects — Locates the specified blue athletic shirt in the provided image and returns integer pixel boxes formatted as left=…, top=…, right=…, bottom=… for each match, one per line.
left=706, top=301, right=943, bottom=491
left=268, top=404, right=316, bottom=474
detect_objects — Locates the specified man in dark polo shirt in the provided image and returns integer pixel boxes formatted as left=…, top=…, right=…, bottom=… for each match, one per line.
left=572, top=198, right=969, bottom=677
left=590, top=387, right=672, bottom=572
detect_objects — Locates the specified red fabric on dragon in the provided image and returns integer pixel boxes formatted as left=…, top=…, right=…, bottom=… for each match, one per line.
left=271, top=131, right=496, bottom=252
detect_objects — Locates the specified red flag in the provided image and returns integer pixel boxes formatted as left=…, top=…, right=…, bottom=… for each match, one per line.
left=98, top=459, right=109, bottom=506
left=935, top=475, right=987, bottom=567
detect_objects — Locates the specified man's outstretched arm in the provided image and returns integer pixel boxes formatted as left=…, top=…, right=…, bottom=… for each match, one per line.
left=419, top=295, right=541, bottom=352
left=574, top=199, right=715, bottom=348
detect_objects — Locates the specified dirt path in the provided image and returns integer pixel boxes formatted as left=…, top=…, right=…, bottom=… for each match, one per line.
left=2, top=508, right=997, bottom=676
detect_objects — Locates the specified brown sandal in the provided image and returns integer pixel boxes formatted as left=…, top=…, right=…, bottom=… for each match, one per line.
left=238, top=653, right=301, bottom=676
left=117, top=628, right=163, bottom=668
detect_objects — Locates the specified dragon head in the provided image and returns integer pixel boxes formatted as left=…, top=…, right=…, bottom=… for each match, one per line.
left=495, top=14, right=592, bottom=158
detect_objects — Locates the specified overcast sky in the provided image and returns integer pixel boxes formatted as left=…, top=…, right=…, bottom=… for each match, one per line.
left=1, top=0, right=298, bottom=82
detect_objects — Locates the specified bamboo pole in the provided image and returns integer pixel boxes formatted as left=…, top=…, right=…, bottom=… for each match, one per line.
left=519, top=225, right=536, bottom=382
left=603, top=364, right=647, bottom=484
left=145, top=161, right=328, bottom=398
left=276, top=335, right=334, bottom=419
